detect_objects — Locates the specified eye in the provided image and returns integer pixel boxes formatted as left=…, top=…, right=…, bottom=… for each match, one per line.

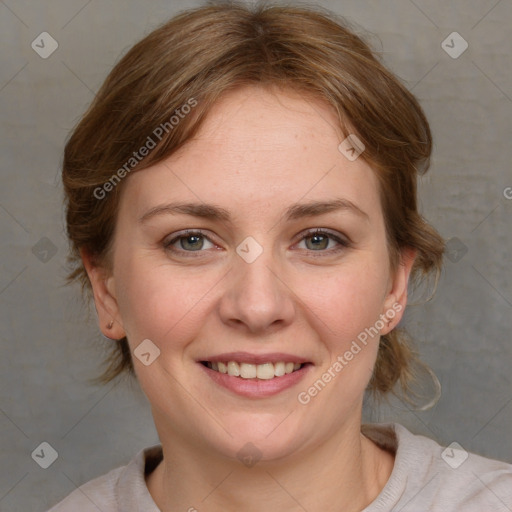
left=295, top=228, right=350, bottom=254
left=163, top=228, right=350, bottom=257
left=163, top=230, right=216, bottom=255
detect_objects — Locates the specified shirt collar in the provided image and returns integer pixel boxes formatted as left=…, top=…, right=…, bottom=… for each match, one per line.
left=116, top=444, right=163, bottom=511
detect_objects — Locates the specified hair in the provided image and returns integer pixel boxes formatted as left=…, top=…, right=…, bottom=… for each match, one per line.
left=62, top=1, right=445, bottom=400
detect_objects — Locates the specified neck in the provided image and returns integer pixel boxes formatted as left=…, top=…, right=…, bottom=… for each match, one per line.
left=146, top=417, right=394, bottom=512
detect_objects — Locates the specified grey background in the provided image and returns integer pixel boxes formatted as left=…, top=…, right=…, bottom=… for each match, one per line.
left=0, top=0, right=511, bottom=510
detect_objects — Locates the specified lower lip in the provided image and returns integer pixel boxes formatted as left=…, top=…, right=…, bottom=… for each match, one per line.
left=198, top=362, right=313, bottom=398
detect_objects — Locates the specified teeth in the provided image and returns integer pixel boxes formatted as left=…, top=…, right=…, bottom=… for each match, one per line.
left=274, top=362, right=286, bottom=377
left=240, top=363, right=257, bottom=378
left=227, top=361, right=239, bottom=376
left=206, top=360, right=305, bottom=379
left=256, top=363, right=274, bottom=380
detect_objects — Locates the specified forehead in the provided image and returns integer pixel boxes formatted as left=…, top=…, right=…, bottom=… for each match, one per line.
left=190, top=85, right=342, bottom=148
left=121, top=85, right=381, bottom=222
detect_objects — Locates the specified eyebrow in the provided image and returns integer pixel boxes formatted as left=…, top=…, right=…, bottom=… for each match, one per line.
left=138, top=198, right=369, bottom=224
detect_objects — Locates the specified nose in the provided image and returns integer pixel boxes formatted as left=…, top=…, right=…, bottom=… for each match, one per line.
left=218, top=246, right=296, bottom=335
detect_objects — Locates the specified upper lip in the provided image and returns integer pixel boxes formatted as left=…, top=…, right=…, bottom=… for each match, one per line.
left=199, top=352, right=311, bottom=365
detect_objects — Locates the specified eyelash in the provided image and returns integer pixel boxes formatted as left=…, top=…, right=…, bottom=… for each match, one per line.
left=163, top=228, right=350, bottom=258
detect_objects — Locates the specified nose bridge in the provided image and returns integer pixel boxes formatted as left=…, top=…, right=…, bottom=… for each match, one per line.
left=220, top=236, right=294, bottom=332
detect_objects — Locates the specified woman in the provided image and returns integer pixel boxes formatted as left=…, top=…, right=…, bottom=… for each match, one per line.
left=50, top=2, right=512, bottom=511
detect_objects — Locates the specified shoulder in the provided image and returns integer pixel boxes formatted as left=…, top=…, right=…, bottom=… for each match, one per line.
left=363, top=423, right=512, bottom=512
left=47, top=465, right=124, bottom=511
left=47, top=445, right=162, bottom=512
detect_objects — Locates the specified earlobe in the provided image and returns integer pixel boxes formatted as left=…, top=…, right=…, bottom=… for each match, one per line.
left=80, top=248, right=125, bottom=340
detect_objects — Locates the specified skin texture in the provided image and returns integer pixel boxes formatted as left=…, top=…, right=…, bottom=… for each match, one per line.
left=82, top=85, right=415, bottom=511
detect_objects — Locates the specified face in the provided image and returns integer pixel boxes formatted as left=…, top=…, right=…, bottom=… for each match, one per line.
left=84, top=85, right=413, bottom=462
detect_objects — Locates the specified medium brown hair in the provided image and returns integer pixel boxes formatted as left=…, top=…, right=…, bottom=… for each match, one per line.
left=62, top=1, right=444, bottom=397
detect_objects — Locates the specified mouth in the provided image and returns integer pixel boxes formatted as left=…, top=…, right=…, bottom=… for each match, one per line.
left=200, top=360, right=310, bottom=380
left=197, top=353, right=313, bottom=398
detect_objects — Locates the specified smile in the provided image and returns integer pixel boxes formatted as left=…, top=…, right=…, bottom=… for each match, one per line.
left=201, top=361, right=304, bottom=380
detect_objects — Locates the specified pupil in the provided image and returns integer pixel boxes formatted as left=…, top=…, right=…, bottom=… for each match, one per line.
left=308, top=234, right=327, bottom=250
left=183, top=235, right=203, bottom=250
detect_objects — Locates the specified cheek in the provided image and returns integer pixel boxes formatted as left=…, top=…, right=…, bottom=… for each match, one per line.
left=113, top=251, right=227, bottom=355
left=292, top=266, right=389, bottom=408
left=296, top=261, right=389, bottom=347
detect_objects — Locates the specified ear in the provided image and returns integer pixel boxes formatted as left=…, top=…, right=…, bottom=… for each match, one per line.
left=80, top=248, right=126, bottom=340
left=380, top=247, right=416, bottom=335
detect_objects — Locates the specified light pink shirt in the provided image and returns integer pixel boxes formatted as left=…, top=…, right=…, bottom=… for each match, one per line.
left=47, top=423, right=512, bottom=511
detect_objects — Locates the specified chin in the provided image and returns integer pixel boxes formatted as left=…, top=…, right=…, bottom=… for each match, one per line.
left=208, top=413, right=310, bottom=463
